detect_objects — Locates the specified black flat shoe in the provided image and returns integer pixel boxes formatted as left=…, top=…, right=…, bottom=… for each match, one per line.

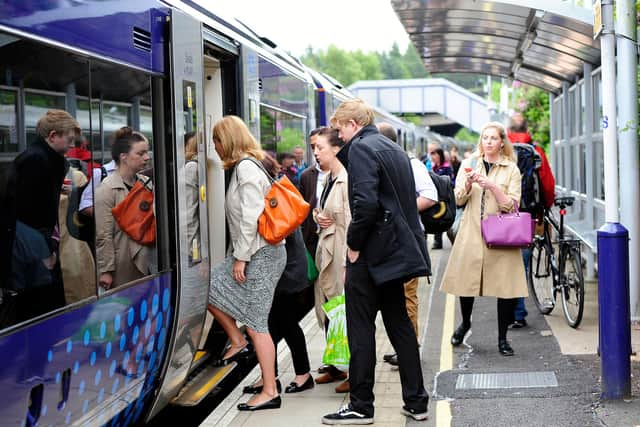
left=498, top=340, right=514, bottom=356
left=215, top=344, right=251, bottom=366
left=237, top=395, right=281, bottom=411
left=243, top=379, right=282, bottom=394
left=450, top=324, right=470, bottom=346
left=285, top=375, right=314, bottom=393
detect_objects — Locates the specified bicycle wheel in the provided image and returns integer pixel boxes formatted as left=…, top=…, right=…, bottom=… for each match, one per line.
left=528, top=238, right=555, bottom=315
left=561, top=247, right=584, bottom=328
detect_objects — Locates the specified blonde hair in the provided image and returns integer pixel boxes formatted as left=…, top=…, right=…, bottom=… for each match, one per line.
left=212, top=115, right=264, bottom=169
left=477, top=121, right=516, bottom=162
left=36, top=109, right=81, bottom=139
left=330, top=99, right=375, bottom=128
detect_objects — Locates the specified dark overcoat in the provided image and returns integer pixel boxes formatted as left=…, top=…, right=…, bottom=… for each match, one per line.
left=337, top=125, right=429, bottom=285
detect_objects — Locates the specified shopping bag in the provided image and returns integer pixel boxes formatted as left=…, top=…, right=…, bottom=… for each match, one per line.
left=306, top=249, right=319, bottom=282
left=321, top=295, right=350, bottom=370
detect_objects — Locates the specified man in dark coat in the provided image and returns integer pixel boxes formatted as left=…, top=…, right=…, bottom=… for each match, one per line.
left=3, top=109, right=80, bottom=322
left=322, top=100, right=429, bottom=425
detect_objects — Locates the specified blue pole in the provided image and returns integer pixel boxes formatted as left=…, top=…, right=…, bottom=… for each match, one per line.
left=597, top=222, right=631, bottom=399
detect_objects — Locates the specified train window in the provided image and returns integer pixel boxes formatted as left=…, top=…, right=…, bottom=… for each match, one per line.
left=91, top=60, right=158, bottom=294
left=25, top=91, right=66, bottom=145
left=259, top=105, right=305, bottom=158
left=0, top=88, right=18, bottom=153
left=0, top=33, right=158, bottom=330
left=0, top=34, right=95, bottom=327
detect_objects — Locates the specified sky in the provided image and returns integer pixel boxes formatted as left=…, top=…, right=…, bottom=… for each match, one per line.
left=196, top=0, right=412, bottom=56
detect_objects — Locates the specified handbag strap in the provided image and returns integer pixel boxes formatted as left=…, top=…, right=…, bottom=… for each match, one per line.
left=236, top=157, right=275, bottom=184
left=480, top=186, right=518, bottom=220
left=137, top=174, right=153, bottom=191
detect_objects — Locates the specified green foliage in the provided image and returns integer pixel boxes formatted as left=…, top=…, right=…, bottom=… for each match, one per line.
left=277, top=127, right=304, bottom=154
left=455, top=127, right=479, bottom=144
left=514, top=86, right=550, bottom=150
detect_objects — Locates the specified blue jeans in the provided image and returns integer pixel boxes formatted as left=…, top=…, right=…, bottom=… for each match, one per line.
left=515, top=248, right=532, bottom=320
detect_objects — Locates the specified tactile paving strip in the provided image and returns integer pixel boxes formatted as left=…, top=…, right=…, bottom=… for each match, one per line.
left=455, top=371, right=558, bottom=389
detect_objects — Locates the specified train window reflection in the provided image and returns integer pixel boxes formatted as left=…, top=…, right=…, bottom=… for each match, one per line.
left=0, top=89, right=18, bottom=153
left=259, top=105, right=305, bottom=155
left=0, top=33, right=158, bottom=330
left=25, top=91, right=66, bottom=145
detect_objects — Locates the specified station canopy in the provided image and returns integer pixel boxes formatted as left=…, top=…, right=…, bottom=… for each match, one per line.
left=391, top=0, right=601, bottom=93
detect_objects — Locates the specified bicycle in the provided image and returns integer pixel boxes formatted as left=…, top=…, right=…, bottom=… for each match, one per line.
left=527, top=196, right=585, bottom=328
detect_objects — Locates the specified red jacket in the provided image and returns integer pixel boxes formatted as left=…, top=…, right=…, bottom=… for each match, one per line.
left=508, top=131, right=555, bottom=208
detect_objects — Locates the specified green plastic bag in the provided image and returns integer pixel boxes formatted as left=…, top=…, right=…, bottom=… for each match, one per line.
left=306, top=249, right=319, bottom=282
left=322, top=295, right=350, bottom=370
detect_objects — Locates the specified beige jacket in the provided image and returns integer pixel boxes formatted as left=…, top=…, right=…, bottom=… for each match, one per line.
left=440, top=155, right=528, bottom=298
left=95, top=171, right=150, bottom=287
left=226, top=158, right=282, bottom=262
left=59, top=168, right=96, bottom=303
left=313, top=166, right=350, bottom=326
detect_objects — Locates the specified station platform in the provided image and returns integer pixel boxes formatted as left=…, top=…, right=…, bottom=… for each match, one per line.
left=200, top=237, right=640, bottom=427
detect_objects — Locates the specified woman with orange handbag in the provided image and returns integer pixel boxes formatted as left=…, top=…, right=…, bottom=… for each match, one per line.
left=95, top=127, right=152, bottom=291
left=208, top=116, right=287, bottom=411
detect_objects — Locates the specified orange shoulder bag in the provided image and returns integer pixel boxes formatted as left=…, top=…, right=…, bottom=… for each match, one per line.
left=240, top=158, right=310, bottom=245
left=111, top=176, right=156, bottom=245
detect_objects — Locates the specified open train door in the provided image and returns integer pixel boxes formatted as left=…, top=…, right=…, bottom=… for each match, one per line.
left=146, top=8, right=216, bottom=419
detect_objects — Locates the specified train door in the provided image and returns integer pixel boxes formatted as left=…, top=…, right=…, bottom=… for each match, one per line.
left=196, top=34, right=240, bottom=349
left=147, top=8, right=209, bottom=419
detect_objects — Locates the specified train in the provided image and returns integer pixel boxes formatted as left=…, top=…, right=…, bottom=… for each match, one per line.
left=0, top=1, right=462, bottom=426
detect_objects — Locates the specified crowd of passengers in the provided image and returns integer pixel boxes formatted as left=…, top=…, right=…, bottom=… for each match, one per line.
left=0, top=99, right=554, bottom=424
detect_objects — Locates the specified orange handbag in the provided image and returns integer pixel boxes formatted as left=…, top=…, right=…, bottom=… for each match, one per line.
left=242, top=158, right=310, bottom=245
left=111, top=177, right=156, bottom=245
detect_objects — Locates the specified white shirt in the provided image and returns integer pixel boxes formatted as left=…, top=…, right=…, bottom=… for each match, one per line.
left=410, top=157, right=438, bottom=202
left=79, top=160, right=117, bottom=211
left=315, top=164, right=328, bottom=208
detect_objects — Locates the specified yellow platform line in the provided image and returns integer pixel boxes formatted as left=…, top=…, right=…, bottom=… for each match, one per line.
left=437, top=293, right=455, bottom=427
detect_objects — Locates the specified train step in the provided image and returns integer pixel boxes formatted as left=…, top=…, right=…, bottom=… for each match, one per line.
left=171, top=361, right=237, bottom=406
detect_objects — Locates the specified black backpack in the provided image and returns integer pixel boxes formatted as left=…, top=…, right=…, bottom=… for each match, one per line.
left=66, top=166, right=107, bottom=242
left=512, top=143, right=542, bottom=213
left=420, top=171, right=456, bottom=234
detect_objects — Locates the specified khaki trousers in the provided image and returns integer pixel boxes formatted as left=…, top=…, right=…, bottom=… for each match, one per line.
left=404, top=277, right=419, bottom=338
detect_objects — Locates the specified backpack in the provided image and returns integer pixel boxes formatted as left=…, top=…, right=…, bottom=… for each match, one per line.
left=66, top=166, right=107, bottom=242
left=512, top=143, right=542, bottom=213
left=420, top=171, right=456, bottom=234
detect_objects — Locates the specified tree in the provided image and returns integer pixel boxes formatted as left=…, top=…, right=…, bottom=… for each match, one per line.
left=514, top=85, right=550, bottom=150
left=404, top=43, right=429, bottom=78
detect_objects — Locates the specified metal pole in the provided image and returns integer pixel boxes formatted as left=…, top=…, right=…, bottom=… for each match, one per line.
left=561, top=82, right=571, bottom=190
left=616, top=0, right=640, bottom=321
left=597, top=0, right=631, bottom=400
left=583, top=63, right=596, bottom=279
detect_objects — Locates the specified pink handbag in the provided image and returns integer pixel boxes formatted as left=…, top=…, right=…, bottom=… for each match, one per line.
left=480, top=191, right=534, bottom=248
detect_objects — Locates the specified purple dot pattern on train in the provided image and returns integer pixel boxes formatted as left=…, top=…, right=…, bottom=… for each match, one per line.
left=0, top=275, right=174, bottom=427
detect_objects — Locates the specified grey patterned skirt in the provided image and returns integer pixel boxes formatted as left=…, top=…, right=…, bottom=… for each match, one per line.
left=209, top=244, right=286, bottom=333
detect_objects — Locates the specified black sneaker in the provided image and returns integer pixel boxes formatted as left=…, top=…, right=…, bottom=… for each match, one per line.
left=510, top=319, right=527, bottom=329
left=322, top=404, right=373, bottom=425
left=401, top=405, right=428, bottom=421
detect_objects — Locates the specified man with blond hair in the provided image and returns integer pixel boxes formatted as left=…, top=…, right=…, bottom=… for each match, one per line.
left=3, top=109, right=80, bottom=321
left=322, top=100, right=429, bottom=425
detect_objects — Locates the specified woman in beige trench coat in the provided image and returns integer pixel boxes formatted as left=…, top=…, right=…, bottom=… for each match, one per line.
left=312, top=127, right=351, bottom=390
left=440, top=122, right=527, bottom=356
left=95, top=127, right=151, bottom=291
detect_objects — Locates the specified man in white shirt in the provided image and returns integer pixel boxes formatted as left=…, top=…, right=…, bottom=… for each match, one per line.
left=78, top=159, right=116, bottom=216
left=377, top=123, right=437, bottom=366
